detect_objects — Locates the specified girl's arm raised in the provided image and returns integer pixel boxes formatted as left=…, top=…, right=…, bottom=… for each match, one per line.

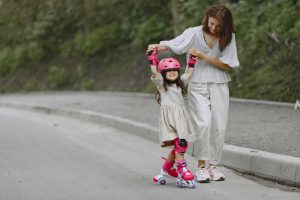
left=147, top=50, right=160, bottom=78
left=150, top=65, right=159, bottom=79
left=181, top=66, right=194, bottom=84
left=181, top=54, right=195, bottom=86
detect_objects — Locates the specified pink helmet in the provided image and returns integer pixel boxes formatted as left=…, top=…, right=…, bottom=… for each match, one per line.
left=157, top=58, right=180, bottom=73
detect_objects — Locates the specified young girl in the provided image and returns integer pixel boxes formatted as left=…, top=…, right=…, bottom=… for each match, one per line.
left=147, top=49, right=197, bottom=189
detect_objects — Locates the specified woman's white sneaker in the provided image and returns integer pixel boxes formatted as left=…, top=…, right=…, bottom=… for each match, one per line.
left=208, top=166, right=225, bottom=181
left=195, top=167, right=211, bottom=183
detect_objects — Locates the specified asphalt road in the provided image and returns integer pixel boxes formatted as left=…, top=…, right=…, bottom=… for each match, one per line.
left=0, top=91, right=299, bottom=157
left=0, top=107, right=299, bottom=200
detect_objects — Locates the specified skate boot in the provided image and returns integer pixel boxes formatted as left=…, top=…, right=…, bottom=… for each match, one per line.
left=153, top=169, right=168, bottom=185
left=153, top=157, right=178, bottom=185
left=176, top=160, right=196, bottom=189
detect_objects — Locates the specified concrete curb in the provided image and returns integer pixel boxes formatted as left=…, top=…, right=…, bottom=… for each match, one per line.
left=0, top=100, right=299, bottom=187
left=79, top=91, right=296, bottom=107
left=222, top=145, right=300, bottom=187
left=229, top=97, right=295, bottom=107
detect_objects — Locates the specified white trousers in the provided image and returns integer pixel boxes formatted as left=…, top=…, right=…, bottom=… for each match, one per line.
left=188, top=82, right=229, bottom=165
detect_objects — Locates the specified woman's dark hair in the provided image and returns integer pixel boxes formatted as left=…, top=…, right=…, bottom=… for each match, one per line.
left=202, top=5, right=235, bottom=51
left=155, top=69, right=185, bottom=104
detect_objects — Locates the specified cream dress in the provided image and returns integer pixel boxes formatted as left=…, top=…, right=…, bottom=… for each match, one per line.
left=151, top=73, right=195, bottom=144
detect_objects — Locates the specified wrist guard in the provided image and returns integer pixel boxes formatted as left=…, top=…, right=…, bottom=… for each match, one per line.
left=188, top=54, right=196, bottom=68
left=147, top=49, right=158, bottom=66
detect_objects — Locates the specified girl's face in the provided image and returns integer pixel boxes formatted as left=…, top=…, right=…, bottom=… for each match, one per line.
left=208, top=17, right=221, bottom=35
left=165, top=70, right=179, bottom=81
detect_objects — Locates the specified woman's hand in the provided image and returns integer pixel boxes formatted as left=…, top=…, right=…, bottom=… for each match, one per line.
left=147, top=44, right=159, bottom=53
left=147, top=44, right=168, bottom=53
left=189, top=48, right=229, bottom=70
left=189, top=48, right=206, bottom=60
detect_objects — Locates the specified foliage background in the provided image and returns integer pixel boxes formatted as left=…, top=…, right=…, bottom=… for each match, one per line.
left=0, top=0, right=299, bottom=102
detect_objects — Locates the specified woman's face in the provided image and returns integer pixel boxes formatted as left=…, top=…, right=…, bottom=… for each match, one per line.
left=165, top=70, right=179, bottom=81
left=208, top=17, right=221, bottom=35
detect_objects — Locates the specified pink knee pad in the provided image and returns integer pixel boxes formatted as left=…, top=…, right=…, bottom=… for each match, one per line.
left=161, top=148, right=176, bottom=171
left=162, top=157, right=178, bottom=177
left=174, top=138, right=188, bottom=154
left=162, top=158, right=174, bottom=171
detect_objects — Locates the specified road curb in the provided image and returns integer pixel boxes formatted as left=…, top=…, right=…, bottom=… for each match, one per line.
left=229, top=97, right=295, bottom=107
left=0, top=100, right=299, bottom=187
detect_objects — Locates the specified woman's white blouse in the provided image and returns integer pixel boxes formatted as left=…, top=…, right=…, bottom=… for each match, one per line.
left=160, top=26, right=239, bottom=83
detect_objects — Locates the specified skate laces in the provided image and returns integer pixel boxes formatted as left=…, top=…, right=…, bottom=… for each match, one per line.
left=176, top=161, right=186, bottom=172
left=176, top=161, right=194, bottom=180
left=160, top=169, right=168, bottom=176
left=182, top=167, right=188, bottom=172
left=182, top=166, right=191, bottom=174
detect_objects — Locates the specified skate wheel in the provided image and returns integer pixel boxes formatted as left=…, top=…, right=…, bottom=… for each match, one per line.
left=159, top=179, right=166, bottom=185
left=176, top=180, right=183, bottom=188
left=191, top=180, right=196, bottom=189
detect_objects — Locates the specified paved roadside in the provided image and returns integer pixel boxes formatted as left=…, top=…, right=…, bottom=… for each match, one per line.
left=1, top=107, right=299, bottom=199
left=0, top=91, right=298, bottom=157
left=0, top=91, right=299, bottom=186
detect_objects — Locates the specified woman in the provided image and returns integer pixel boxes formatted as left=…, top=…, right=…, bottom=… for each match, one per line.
left=147, top=5, right=239, bottom=183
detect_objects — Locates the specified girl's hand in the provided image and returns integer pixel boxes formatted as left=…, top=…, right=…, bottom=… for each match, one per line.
left=189, top=48, right=206, bottom=60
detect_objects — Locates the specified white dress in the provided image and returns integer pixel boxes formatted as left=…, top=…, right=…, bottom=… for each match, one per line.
left=151, top=73, right=195, bottom=144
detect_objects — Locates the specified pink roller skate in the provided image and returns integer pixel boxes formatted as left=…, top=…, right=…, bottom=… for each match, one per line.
left=176, top=160, right=196, bottom=189
left=153, top=169, right=168, bottom=185
left=153, top=155, right=178, bottom=185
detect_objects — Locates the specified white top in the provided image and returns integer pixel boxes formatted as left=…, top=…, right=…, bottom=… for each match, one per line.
left=160, top=26, right=239, bottom=83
